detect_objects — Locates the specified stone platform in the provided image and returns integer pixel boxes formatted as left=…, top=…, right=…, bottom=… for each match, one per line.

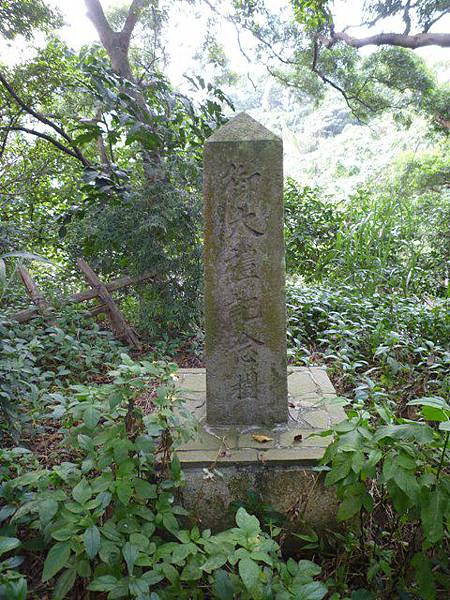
left=174, top=368, right=346, bottom=530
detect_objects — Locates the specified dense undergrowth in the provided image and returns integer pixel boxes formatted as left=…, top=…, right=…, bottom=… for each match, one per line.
left=286, top=284, right=450, bottom=598
left=1, top=281, right=448, bottom=598
left=1, top=171, right=449, bottom=598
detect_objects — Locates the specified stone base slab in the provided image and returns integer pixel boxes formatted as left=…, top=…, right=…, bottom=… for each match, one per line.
left=174, top=367, right=346, bottom=531
left=178, top=464, right=340, bottom=532
left=175, top=367, right=346, bottom=466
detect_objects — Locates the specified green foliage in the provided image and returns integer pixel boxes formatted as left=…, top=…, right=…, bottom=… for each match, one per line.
left=234, top=0, right=450, bottom=130
left=284, top=179, right=340, bottom=279
left=65, top=51, right=231, bottom=336
left=322, top=399, right=450, bottom=597
left=285, top=161, right=450, bottom=296
left=291, top=0, right=332, bottom=30
left=287, top=284, right=449, bottom=397
left=0, top=356, right=327, bottom=599
left=1, top=38, right=232, bottom=337
left=0, top=0, right=61, bottom=40
left=0, top=309, right=124, bottom=440
left=287, top=281, right=449, bottom=596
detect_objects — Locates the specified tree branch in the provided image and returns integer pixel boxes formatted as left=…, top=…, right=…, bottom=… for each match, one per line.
left=331, top=30, right=450, bottom=49
left=311, top=40, right=371, bottom=123
left=0, top=70, right=89, bottom=165
left=0, top=111, right=23, bottom=159
left=122, top=0, right=148, bottom=41
left=423, top=11, right=449, bottom=33
left=85, top=0, right=113, bottom=47
left=1, top=126, right=88, bottom=164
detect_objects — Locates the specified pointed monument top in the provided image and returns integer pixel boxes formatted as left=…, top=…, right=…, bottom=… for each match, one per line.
left=206, top=112, right=281, bottom=143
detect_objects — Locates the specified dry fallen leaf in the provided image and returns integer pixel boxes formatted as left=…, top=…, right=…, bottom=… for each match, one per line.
left=252, top=434, right=273, bottom=443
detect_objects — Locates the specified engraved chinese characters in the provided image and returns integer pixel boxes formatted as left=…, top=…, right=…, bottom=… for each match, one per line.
left=204, top=113, right=288, bottom=427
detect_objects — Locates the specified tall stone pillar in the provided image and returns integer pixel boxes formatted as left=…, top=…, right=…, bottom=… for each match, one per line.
left=204, top=112, right=288, bottom=427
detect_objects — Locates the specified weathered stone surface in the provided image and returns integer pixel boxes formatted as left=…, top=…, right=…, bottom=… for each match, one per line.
left=178, top=466, right=339, bottom=532
left=204, top=113, right=288, bottom=426
left=175, top=367, right=346, bottom=465
left=175, top=367, right=346, bottom=532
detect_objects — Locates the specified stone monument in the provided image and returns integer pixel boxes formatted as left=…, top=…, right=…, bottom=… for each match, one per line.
left=204, top=112, right=288, bottom=426
left=176, top=113, right=346, bottom=531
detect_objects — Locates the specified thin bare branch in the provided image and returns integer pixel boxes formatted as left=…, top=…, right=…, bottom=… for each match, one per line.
left=1, top=125, right=87, bottom=163
left=0, top=70, right=89, bottom=165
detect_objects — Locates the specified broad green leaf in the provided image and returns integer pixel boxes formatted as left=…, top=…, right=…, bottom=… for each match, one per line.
left=180, top=561, right=202, bottom=581
left=161, top=562, right=178, bottom=584
left=293, top=581, right=328, bottom=600
left=235, top=507, right=260, bottom=534
left=88, top=575, right=118, bottom=592
left=0, top=506, right=16, bottom=523
left=113, top=439, right=131, bottom=463
left=202, top=554, right=228, bottom=573
left=101, top=520, right=122, bottom=542
left=162, top=512, right=179, bottom=532
left=297, top=560, right=322, bottom=579
left=83, top=406, right=100, bottom=429
left=422, top=406, right=449, bottom=422
left=129, top=578, right=150, bottom=596
left=129, top=533, right=149, bottom=551
left=337, top=495, right=362, bottom=521
left=0, top=536, right=20, bottom=556
left=172, top=542, right=196, bottom=563
left=373, top=423, right=433, bottom=444
left=116, top=480, right=133, bottom=505
left=52, top=568, right=76, bottom=600
left=42, top=542, right=71, bottom=582
left=99, top=540, right=121, bottom=565
left=411, top=552, right=436, bottom=600
left=51, top=528, right=75, bottom=542
left=395, top=469, right=420, bottom=502
left=214, top=569, right=234, bottom=600
left=141, top=570, right=164, bottom=586
left=134, top=479, right=157, bottom=499
left=72, top=479, right=92, bottom=504
left=38, top=499, right=59, bottom=525
left=122, top=542, right=138, bottom=576
left=421, top=488, right=446, bottom=544
left=83, top=525, right=101, bottom=559
left=238, top=557, right=260, bottom=592
left=76, top=559, right=91, bottom=578
left=407, top=397, right=450, bottom=411
left=325, top=459, right=351, bottom=486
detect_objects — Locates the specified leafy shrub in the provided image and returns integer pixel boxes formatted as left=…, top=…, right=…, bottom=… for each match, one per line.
left=0, top=309, right=124, bottom=440
left=284, top=180, right=340, bottom=279
left=0, top=447, right=38, bottom=600
left=326, top=187, right=450, bottom=296
left=287, top=281, right=449, bottom=598
left=284, top=179, right=449, bottom=296
left=287, top=283, right=450, bottom=404
left=0, top=355, right=328, bottom=599
left=321, top=398, right=450, bottom=598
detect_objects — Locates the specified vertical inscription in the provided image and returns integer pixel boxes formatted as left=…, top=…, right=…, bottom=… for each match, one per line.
left=204, top=112, right=288, bottom=427
left=220, top=162, right=264, bottom=408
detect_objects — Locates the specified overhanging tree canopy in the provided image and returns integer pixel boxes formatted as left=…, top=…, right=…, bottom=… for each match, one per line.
left=213, top=0, right=450, bottom=129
